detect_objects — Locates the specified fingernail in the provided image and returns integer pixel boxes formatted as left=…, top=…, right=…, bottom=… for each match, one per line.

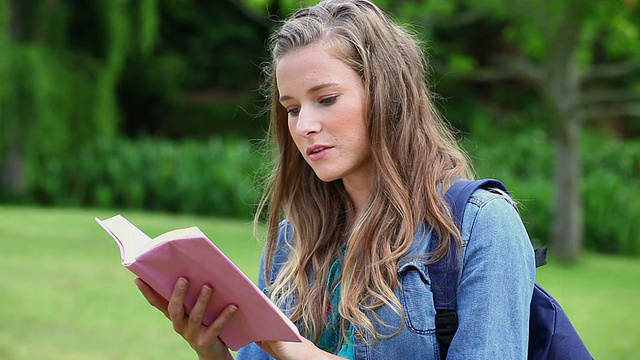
left=202, top=284, right=212, bottom=293
left=177, top=278, right=187, bottom=289
left=230, top=304, right=239, bottom=312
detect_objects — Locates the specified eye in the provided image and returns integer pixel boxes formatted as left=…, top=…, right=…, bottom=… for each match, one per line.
left=286, top=107, right=300, bottom=116
left=319, top=95, right=337, bottom=105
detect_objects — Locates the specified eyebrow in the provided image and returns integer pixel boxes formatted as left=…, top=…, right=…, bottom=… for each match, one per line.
left=279, top=82, right=340, bottom=103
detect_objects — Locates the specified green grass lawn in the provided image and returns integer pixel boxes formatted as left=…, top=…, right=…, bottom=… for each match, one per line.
left=0, top=205, right=638, bottom=359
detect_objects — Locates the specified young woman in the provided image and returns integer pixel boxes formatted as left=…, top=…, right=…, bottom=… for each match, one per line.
left=136, top=1, right=536, bottom=359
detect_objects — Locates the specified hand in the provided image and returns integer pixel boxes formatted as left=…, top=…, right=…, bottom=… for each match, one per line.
left=135, top=277, right=238, bottom=360
left=257, top=337, right=347, bottom=360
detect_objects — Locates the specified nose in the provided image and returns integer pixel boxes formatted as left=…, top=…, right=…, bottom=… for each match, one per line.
left=295, top=107, right=321, bottom=137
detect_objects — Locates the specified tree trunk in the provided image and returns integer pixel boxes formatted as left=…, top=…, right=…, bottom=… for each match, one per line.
left=543, top=4, right=584, bottom=263
left=1, top=139, right=25, bottom=195
left=1, top=0, right=27, bottom=196
left=552, top=115, right=583, bottom=262
left=9, top=0, right=24, bottom=41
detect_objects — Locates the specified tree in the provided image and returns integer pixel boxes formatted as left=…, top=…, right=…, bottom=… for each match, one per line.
left=0, top=0, right=16, bottom=194
left=0, top=0, right=159, bottom=199
left=117, top=0, right=271, bottom=138
left=388, top=0, right=640, bottom=262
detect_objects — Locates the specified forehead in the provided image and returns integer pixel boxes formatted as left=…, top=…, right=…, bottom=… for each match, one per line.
left=275, top=43, right=358, bottom=93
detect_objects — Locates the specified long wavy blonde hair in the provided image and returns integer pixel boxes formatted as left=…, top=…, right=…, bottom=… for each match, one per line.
left=255, top=0, right=473, bottom=346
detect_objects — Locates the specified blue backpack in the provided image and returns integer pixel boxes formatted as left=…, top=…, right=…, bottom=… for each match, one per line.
left=430, top=179, right=593, bottom=360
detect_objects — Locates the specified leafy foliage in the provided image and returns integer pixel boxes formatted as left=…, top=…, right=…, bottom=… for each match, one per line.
left=0, top=0, right=160, bottom=195
left=581, top=132, right=640, bottom=255
left=116, top=0, right=270, bottom=137
left=2, top=0, right=639, bottom=259
left=29, top=137, right=267, bottom=219
left=468, top=127, right=640, bottom=256
left=0, top=0, right=12, bottom=162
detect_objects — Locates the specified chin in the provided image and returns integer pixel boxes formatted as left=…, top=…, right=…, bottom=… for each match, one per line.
left=316, top=175, right=339, bottom=183
left=312, top=171, right=340, bottom=183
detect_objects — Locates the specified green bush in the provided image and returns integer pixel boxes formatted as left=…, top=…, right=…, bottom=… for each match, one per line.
left=581, top=132, right=640, bottom=255
left=463, top=128, right=554, bottom=247
left=165, top=96, right=268, bottom=139
left=29, top=137, right=267, bottom=219
left=20, top=127, right=640, bottom=255
left=467, top=128, right=640, bottom=256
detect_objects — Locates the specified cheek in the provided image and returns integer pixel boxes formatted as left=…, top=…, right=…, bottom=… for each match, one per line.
left=346, top=111, right=369, bottom=142
left=287, top=120, right=295, bottom=138
left=287, top=126, right=305, bottom=153
left=286, top=119, right=297, bottom=140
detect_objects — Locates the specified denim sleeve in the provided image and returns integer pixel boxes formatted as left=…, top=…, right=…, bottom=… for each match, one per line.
left=447, top=191, right=536, bottom=359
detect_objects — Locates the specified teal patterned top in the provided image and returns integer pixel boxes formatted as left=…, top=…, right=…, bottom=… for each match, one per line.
left=317, top=244, right=355, bottom=359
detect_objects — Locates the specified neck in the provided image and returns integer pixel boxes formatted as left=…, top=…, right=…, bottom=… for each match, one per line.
left=342, top=177, right=371, bottom=217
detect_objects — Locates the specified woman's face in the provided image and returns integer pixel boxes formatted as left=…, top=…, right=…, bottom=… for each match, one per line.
left=276, top=43, right=372, bottom=189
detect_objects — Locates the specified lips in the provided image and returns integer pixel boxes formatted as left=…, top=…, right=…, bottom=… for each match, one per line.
left=310, top=147, right=326, bottom=154
left=306, top=145, right=328, bottom=155
left=306, top=145, right=332, bottom=160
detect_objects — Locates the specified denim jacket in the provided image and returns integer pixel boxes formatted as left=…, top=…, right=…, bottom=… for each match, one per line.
left=236, top=189, right=536, bottom=359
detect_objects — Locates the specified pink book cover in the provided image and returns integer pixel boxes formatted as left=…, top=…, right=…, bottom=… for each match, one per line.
left=95, top=214, right=303, bottom=351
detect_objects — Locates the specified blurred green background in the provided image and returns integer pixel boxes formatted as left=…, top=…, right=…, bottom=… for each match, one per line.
left=0, top=0, right=639, bottom=359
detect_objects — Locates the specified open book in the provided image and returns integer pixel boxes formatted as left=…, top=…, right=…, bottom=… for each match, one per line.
left=95, top=214, right=303, bottom=351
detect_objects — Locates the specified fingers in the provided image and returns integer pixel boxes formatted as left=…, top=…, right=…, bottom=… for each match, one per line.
left=134, top=278, right=170, bottom=318
left=167, top=278, right=227, bottom=339
left=203, top=303, right=239, bottom=340
left=170, top=279, right=239, bottom=352
left=183, top=283, right=213, bottom=340
left=137, top=277, right=237, bottom=358
left=168, top=277, right=189, bottom=332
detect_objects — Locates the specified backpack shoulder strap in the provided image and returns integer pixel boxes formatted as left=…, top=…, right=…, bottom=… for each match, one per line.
left=429, top=178, right=508, bottom=360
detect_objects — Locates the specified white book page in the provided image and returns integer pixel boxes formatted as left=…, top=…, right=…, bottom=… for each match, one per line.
left=145, top=226, right=206, bottom=252
left=95, top=215, right=152, bottom=265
